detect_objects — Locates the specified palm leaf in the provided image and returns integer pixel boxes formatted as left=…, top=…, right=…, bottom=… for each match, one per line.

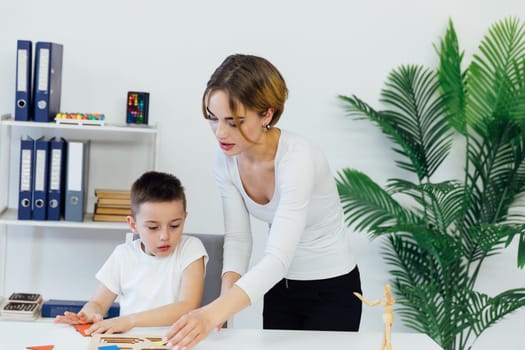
left=335, top=168, right=417, bottom=232
left=387, top=179, right=467, bottom=233
left=466, top=17, right=525, bottom=134
left=338, top=94, right=428, bottom=178
left=518, top=232, right=525, bottom=268
left=381, top=65, right=453, bottom=179
left=465, top=288, right=525, bottom=338
left=339, top=65, right=453, bottom=180
left=464, top=224, right=521, bottom=264
left=438, top=19, right=468, bottom=135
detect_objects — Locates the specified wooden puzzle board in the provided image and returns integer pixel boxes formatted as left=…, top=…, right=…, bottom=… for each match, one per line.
left=89, top=334, right=168, bottom=350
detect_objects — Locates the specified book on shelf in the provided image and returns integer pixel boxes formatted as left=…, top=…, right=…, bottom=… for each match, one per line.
left=96, top=197, right=131, bottom=208
left=92, top=188, right=132, bottom=222
left=94, top=206, right=132, bottom=216
left=94, top=188, right=131, bottom=199
left=92, top=213, right=128, bottom=223
left=41, top=299, right=120, bottom=318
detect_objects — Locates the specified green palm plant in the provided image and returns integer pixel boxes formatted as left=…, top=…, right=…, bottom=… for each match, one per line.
left=337, top=18, right=525, bottom=350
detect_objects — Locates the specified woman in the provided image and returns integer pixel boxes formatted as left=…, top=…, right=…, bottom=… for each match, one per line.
left=164, top=54, right=362, bottom=349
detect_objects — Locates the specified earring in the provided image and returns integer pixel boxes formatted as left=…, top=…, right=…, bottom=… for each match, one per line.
left=263, top=123, right=271, bottom=132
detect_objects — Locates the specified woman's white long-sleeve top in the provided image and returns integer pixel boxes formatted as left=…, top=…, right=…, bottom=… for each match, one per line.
left=214, top=130, right=356, bottom=303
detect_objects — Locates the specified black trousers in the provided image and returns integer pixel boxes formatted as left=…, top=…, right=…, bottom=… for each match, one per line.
left=263, top=266, right=362, bottom=331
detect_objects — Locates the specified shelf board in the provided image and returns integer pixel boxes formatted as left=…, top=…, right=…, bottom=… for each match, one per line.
left=0, top=208, right=129, bottom=230
left=0, top=117, right=157, bottom=134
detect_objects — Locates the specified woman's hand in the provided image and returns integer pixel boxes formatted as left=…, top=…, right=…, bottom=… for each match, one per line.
left=163, top=308, right=217, bottom=350
left=163, top=284, right=250, bottom=349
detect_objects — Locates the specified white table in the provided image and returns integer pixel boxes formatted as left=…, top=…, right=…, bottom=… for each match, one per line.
left=0, top=319, right=442, bottom=349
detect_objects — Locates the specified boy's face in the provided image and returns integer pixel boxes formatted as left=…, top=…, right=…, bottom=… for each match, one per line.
left=127, top=200, right=187, bottom=257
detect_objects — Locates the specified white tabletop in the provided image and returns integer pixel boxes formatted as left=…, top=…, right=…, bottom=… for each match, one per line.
left=0, top=319, right=442, bottom=349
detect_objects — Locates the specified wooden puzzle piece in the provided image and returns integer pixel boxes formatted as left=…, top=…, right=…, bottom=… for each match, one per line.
left=150, top=340, right=168, bottom=346
left=26, top=345, right=54, bottom=350
left=74, top=323, right=92, bottom=337
left=90, top=334, right=169, bottom=350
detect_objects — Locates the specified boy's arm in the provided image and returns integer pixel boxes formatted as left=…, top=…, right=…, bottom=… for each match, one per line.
left=129, top=255, right=206, bottom=326
left=86, top=256, right=206, bottom=334
left=54, top=284, right=117, bottom=325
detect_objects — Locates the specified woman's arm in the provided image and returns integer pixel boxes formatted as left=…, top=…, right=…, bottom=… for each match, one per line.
left=214, top=151, right=253, bottom=278
left=221, top=271, right=241, bottom=295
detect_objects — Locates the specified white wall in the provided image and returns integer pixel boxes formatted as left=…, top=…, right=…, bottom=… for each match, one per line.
left=1, top=0, right=524, bottom=348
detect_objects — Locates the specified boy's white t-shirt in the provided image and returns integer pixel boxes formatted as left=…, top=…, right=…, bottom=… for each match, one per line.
left=96, top=235, right=208, bottom=316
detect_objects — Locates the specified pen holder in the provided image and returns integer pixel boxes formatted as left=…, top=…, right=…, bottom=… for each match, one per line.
left=126, top=91, right=149, bottom=125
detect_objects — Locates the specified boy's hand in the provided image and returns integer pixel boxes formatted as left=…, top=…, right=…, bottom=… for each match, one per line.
left=54, top=310, right=102, bottom=325
left=85, top=316, right=135, bottom=335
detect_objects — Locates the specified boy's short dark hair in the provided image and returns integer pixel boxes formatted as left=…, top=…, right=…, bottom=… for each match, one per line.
left=131, top=171, right=186, bottom=216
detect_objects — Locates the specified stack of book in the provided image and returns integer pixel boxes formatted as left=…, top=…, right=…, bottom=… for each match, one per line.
left=1, top=292, right=43, bottom=320
left=42, top=299, right=120, bottom=318
left=93, top=189, right=131, bottom=223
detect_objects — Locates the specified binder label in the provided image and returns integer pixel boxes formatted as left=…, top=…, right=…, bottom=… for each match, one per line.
left=37, top=48, right=50, bottom=91
left=68, top=142, right=83, bottom=191
left=35, top=149, right=47, bottom=191
left=17, top=49, right=28, bottom=92
left=49, top=149, right=62, bottom=190
left=20, top=149, right=32, bottom=191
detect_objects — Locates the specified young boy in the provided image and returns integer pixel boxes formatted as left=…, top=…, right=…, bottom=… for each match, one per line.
left=55, top=171, right=208, bottom=335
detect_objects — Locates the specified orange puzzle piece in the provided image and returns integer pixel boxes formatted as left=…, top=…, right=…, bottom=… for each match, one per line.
left=74, top=323, right=92, bottom=337
left=26, top=346, right=54, bottom=350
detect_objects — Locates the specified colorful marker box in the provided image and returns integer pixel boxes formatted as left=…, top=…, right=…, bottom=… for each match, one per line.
left=126, top=91, right=149, bottom=125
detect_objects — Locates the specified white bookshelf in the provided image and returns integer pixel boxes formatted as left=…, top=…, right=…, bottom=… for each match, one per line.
left=0, top=208, right=129, bottom=230
left=1, top=118, right=158, bottom=134
left=0, top=114, right=159, bottom=294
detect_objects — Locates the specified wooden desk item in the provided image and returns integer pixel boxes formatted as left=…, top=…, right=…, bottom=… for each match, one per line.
left=354, top=284, right=395, bottom=350
left=89, top=334, right=167, bottom=350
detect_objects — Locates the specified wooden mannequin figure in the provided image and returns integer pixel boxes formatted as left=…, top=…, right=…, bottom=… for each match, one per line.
left=353, top=284, right=395, bottom=350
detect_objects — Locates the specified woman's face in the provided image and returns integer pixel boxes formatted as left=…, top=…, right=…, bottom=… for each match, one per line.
left=206, top=90, right=268, bottom=156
